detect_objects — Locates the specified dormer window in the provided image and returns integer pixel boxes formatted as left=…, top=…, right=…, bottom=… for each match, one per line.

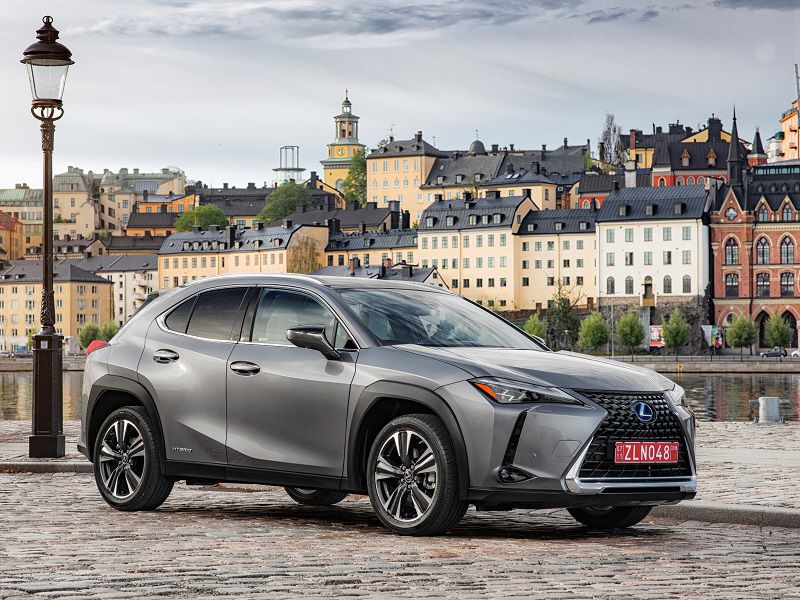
left=474, top=173, right=482, bottom=183
left=436, top=176, right=444, bottom=185
left=783, top=204, right=792, bottom=221
left=673, top=202, right=685, bottom=215
left=645, top=203, right=656, bottom=216
left=707, top=149, right=717, bottom=167
left=618, top=205, right=629, bottom=217
left=680, top=149, right=690, bottom=168
left=445, top=216, right=456, bottom=226
left=469, top=215, right=478, bottom=225
left=555, top=222, right=564, bottom=231
left=527, top=224, right=535, bottom=232
left=455, top=174, right=464, bottom=184
left=425, top=216, right=436, bottom=227
left=481, top=215, right=490, bottom=225
left=492, top=214, right=502, bottom=224
left=579, top=221, right=589, bottom=230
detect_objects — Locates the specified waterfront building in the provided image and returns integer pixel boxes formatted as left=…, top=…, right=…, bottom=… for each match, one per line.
left=325, top=227, right=417, bottom=268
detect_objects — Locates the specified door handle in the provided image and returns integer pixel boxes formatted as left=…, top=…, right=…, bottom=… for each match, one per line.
left=153, top=349, right=180, bottom=364
left=230, top=361, right=260, bottom=376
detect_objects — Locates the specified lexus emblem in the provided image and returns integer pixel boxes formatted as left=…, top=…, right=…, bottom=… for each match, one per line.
left=633, top=401, right=655, bottom=423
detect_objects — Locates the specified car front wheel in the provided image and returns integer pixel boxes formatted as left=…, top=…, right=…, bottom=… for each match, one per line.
left=568, top=505, right=652, bottom=529
left=366, top=414, right=467, bottom=536
left=93, top=406, right=173, bottom=511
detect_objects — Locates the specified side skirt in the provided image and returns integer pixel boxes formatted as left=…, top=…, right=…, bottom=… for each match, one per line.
left=165, top=460, right=345, bottom=491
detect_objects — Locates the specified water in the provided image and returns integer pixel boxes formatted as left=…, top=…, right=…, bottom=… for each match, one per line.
left=0, top=371, right=797, bottom=422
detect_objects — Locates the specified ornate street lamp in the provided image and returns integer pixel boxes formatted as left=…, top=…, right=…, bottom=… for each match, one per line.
left=22, top=16, right=73, bottom=458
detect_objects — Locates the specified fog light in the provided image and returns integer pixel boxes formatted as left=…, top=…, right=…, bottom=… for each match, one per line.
left=498, top=466, right=532, bottom=483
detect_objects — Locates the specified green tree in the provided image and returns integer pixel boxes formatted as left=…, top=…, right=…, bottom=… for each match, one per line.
left=523, top=313, right=547, bottom=341
left=548, top=280, right=580, bottom=349
left=99, top=321, right=120, bottom=342
left=78, top=323, right=101, bottom=350
left=662, top=308, right=690, bottom=361
left=342, top=148, right=367, bottom=207
left=726, top=315, right=757, bottom=361
left=617, top=310, right=644, bottom=359
left=764, top=315, right=793, bottom=359
left=578, top=312, right=608, bottom=352
left=258, top=181, right=315, bottom=223
left=175, top=204, right=228, bottom=232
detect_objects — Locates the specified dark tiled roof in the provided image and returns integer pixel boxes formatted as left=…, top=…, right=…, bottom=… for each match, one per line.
left=106, top=234, right=166, bottom=252
left=718, top=163, right=800, bottom=211
left=499, top=145, right=588, bottom=186
left=482, top=166, right=556, bottom=187
left=578, top=172, right=651, bottom=194
left=311, top=264, right=439, bottom=284
left=751, top=130, right=765, bottom=155
left=204, top=198, right=266, bottom=218
left=619, top=125, right=691, bottom=150
left=0, top=260, right=111, bottom=284
left=94, top=254, right=158, bottom=272
left=419, top=195, right=528, bottom=231
left=367, top=134, right=446, bottom=159
left=273, top=205, right=391, bottom=229
left=51, top=236, right=104, bottom=253
left=126, top=211, right=179, bottom=229
left=422, top=152, right=505, bottom=188
left=159, top=224, right=326, bottom=255
left=518, top=209, right=597, bottom=236
left=597, top=185, right=710, bottom=222
left=652, top=139, right=747, bottom=171
left=326, top=229, right=417, bottom=252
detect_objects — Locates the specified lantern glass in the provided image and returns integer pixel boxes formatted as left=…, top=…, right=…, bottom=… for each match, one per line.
left=26, top=59, right=70, bottom=102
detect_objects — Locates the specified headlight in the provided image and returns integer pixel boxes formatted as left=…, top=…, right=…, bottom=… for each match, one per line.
left=471, top=378, right=582, bottom=405
left=665, top=385, right=688, bottom=408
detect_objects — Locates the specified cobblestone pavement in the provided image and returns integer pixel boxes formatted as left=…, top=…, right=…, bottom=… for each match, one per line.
left=2, top=473, right=799, bottom=599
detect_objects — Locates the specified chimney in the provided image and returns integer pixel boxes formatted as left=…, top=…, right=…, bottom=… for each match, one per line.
left=401, top=264, right=412, bottom=279
left=613, top=180, right=620, bottom=191
left=247, top=182, right=256, bottom=189
left=509, top=143, right=515, bottom=151
left=388, top=200, right=400, bottom=214
left=142, top=189, right=148, bottom=200
left=160, top=204, right=167, bottom=213
left=282, top=219, right=292, bottom=229
left=541, top=144, right=547, bottom=159
left=624, top=159, right=637, bottom=188
left=349, top=256, right=360, bottom=275
left=133, top=168, right=139, bottom=175
left=300, top=204, right=307, bottom=213
left=401, top=210, right=411, bottom=229
left=629, top=129, right=636, bottom=153
left=192, top=225, right=201, bottom=233
left=360, top=223, right=367, bottom=234
left=326, top=218, right=341, bottom=234
left=223, top=182, right=229, bottom=189
left=563, top=137, right=568, bottom=149
left=491, top=143, right=499, bottom=153
left=533, top=161, right=541, bottom=174
left=225, top=224, right=236, bottom=246
left=598, top=142, right=606, bottom=163
left=209, top=224, right=220, bottom=231
left=309, top=171, right=318, bottom=188
left=415, top=131, right=423, bottom=143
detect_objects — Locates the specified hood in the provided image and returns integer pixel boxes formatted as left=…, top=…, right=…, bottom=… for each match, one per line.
left=395, top=346, right=673, bottom=393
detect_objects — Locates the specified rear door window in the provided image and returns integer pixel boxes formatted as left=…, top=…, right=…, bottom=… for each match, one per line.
left=185, top=287, right=249, bottom=340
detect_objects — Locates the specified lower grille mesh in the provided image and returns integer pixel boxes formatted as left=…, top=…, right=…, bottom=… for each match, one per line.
left=577, top=391, right=692, bottom=479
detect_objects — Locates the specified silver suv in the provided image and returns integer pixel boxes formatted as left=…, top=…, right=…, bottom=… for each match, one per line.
left=79, top=274, right=696, bottom=536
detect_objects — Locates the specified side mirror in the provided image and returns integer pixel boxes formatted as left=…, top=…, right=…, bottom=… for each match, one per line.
left=286, top=326, right=340, bottom=360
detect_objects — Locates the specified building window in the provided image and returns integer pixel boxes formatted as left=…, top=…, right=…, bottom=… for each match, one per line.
left=547, top=277, right=555, bottom=286
left=725, top=273, right=739, bottom=297
left=781, top=272, right=795, bottom=297
left=757, top=204, right=769, bottom=222
left=682, top=226, right=691, bottom=240
left=663, top=251, right=671, bottom=265
left=625, top=228, right=633, bottom=243
left=625, top=276, right=634, bottom=295
left=725, top=238, right=739, bottom=265
left=644, top=228, right=652, bottom=242
left=522, top=277, right=530, bottom=286
left=756, top=237, right=770, bottom=264
left=682, top=274, right=692, bottom=294
left=682, top=250, right=691, bottom=265
left=663, top=227, right=672, bottom=241
left=606, top=229, right=615, bottom=243
left=644, top=251, right=653, bottom=265
left=606, top=253, right=614, bottom=267
left=606, top=277, right=615, bottom=295
left=781, top=237, right=794, bottom=264
left=576, top=240, right=583, bottom=250
left=756, top=273, right=770, bottom=297
left=625, top=252, right=633, bottom=266
left=663, top=275, right=672, bottom=294
left=451, top=279, right=458, bottom=288
left=783, top=205, right=793, bottom=221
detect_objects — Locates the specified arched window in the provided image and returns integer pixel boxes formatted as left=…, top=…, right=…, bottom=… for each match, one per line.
left=756, top=273, right=770, bottom=297
left=781, top=237, right=794, bottom=264
left=625, top=276, right=634, bottom=295
left=725, top=273, right=738, bottom=297
left=606, top=276, right=615, bottom=295
left=756, top=237, right=770, bottom=264
left=658, top=177, right=666, bottom=187
left=697, top=177, right=704, bottom=185
left=663, top=275, right=672, bottom=294
left=687, top=176, right=695, bottom=185
left=757, top=204, right=769, bottom=222
left=676, top=177, right=684, bottom=186
left=582, top=200, right=590, bottom=208
left=783, top=204, right=793, bottom=222
left=683, top=274, right=692, bottom=294
left=781, top=272, right=795, bottom=297
left=724, top=238, right=739, bottom=265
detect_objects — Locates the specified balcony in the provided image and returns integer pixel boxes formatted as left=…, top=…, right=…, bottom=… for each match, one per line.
left=133, top=276, right=149, bottom=288
left=133, top=291, right=148, bottom=301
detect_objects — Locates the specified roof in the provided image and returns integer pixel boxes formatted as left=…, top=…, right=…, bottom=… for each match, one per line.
left=50, top=236, right=103, bottom=253
left=719, top=162, right=800, bottom=211
left=0, top=188, right=44, bottom=203
left=597, top=185, right=711, bottom=222
left=0, top=260, right=111, bottom=284
left=518, top=208, right=597, bottom=235
left=499, top=144, right=589, bottom=186
left=751, top=129, right=765, bottom=155
left=311, top=264, right=439, bottom=284
left=422, top=152, right=505, bottom=188
left=482, top=166, right=556, bottom=187
left=619, top=124, right=692, bottom=151
left=326, top=229, right=417, bottom=252
left=94, top=254, right=158, bottom=273
left=274, top=204, right=392, bottom=229
left=126, top=210, right=179, bottom=229
left=367, top=134, right=446, bottom=159
left=419, top=195, right=529, bottom=231
left=158, top=224, right=325, bottom=255
left=578, top=172, right=651, bottom=194
left=106, top=234, right=166, bottom=252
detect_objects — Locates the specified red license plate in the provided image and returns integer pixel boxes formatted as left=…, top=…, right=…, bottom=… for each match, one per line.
left=614, top=441, right=679, bottom=463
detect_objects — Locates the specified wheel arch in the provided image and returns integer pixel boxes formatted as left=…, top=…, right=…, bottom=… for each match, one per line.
left=346, top=381, right=469, bottom=499
left=87, top=374, right=166, bottom=470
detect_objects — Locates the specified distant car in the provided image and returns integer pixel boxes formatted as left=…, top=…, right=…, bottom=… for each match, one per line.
left=791, top=349, right=800, bottom=358
left=760, top=347, right=787, bottom=358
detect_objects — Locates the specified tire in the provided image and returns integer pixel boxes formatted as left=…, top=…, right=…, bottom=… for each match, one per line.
left=568, top=505, right=652, bottom=529
left=366, top=414, right=467, bottom=536
left=285, top=487, right=348, bottom=506
left=93, top=406, right=173, bottom=511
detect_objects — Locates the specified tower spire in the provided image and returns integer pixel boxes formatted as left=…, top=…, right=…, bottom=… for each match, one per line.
left=727, top=107, right=743, bottom=185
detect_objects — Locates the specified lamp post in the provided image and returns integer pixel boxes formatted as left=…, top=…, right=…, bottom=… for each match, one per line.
left=22, top=16, right=73, bottom=458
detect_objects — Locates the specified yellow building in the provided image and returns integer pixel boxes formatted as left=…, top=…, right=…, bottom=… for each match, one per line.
left=416, top=192, right=535, bottom=309
left=320, top=94, right=365, bottom=192
left=157, top=223, right=329, bottom=288
left=0, top=260, right=113, bottom=354
left=480, top=165, right=559, bottom=210
left=366, top=132, right=446, bottom=218
left=0, top=184, right=44, bottom=254
left=777, top=99, right=799, bottom=161
left=514, top=209, right=597, bottom=310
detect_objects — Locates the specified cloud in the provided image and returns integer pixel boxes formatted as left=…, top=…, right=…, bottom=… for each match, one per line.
left=714, top=0, right=800, bottom=9
left=639, top=9, right=660, bottom=21
left=585, top=8, right=628, bottom=24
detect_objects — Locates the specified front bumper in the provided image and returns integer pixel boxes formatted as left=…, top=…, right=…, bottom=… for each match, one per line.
left=438, top=381, right=697, bottom=508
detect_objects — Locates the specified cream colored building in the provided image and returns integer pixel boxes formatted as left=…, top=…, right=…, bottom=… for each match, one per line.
left=416, top=192, right=535, bottom=309
left=0, top=261, right=113, bottom=354
left=480, top=165, right=559, bottom=210
left=515, top=209, right=597, bottom=310
left=77, top=255, right=158, bottom=327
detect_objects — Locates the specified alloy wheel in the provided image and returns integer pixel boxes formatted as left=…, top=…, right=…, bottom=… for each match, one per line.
left=98, top=419, right=146, bottom=500
left=373, top=429, right=438, bottom=523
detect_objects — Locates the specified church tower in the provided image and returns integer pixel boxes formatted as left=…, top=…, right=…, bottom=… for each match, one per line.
left=321, top=92, right=366, bottom=192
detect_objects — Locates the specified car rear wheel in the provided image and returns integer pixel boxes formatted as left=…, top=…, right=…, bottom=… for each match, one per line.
left=366, top=414, right=467, bottom=536
left=93, top=406, right=173, bottom=511
left=284, top=487, right=348, bottom=506
left=568, top=505, right=652, bottom=529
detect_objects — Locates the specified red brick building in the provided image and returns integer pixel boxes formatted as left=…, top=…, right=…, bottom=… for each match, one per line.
left=710, top=115, right=800, bottom=347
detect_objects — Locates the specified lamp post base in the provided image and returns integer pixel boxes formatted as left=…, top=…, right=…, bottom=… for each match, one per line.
left=29, top=331, right=64, bottom=458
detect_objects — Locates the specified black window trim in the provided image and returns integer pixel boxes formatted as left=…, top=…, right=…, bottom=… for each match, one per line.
left=158, top=285, right=253, bottom=343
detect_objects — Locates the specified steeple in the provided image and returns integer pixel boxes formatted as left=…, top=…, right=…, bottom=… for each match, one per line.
left=748, top=127, right=767, bottom=167
left=334, top=91, right=359, bottom=142
left=727, top=107, right=743, bottom=186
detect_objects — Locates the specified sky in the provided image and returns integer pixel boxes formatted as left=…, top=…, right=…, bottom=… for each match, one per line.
left=1, top=0, right=799, bottom=189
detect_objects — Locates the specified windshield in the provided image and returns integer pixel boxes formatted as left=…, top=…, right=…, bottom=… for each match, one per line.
left=337, top=288, right=543, bottom=350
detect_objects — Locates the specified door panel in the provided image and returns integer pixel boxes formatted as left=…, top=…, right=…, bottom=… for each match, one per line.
left=226, top=288, right=356, bottom=476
